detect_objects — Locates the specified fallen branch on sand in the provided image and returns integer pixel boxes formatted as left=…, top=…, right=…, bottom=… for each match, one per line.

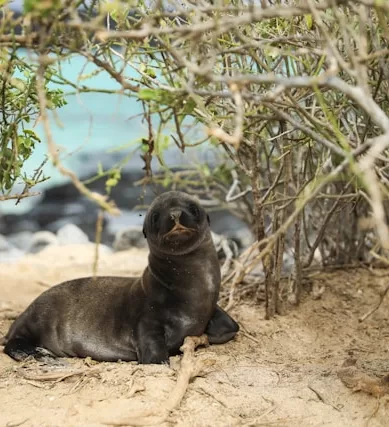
left=17, top=367, right=101, bottom=384
left=359, top=283, right=389, bottom=322
left=105, top=335, right=213, bottom=426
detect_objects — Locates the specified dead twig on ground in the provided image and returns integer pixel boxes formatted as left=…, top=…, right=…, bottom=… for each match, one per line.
left=359, top=283, right=389, bottom=322
left=243, top=398, right=277, bottom=425
left=308, top=384, right=341, bottom=411
left=17, top=367, right=100, bottom=384
left=105, top=335, right=212, bottom=426
left=5, top=418, right=29, bottom=427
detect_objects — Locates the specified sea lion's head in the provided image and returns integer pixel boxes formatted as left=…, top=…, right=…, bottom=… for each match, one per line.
left=143, top=191, right=210, bottom=255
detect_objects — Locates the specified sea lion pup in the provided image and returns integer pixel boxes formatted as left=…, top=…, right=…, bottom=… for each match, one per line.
left=2, top=191, right=239, bottom=364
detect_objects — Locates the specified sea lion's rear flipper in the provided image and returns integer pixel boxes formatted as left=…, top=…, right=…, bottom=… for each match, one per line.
left=4, top=337, right=55, bottom=362
left=206, top=305, right=239, bottom=345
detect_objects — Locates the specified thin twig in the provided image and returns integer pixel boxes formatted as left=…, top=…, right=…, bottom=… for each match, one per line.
left=359, top=283, right=389, bottom=322
left=35, top=61, right=120, bottom=216
left=105, top=335, right=211, bottom=426
left=0, top=192, right=41, bottom=201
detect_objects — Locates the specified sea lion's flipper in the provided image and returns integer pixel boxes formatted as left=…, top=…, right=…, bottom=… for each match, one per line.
left=4, top=337, right=55, bottom=362
left=136, top=321, right=169, bottom=364
left=206, top=305, right=239, bottom=345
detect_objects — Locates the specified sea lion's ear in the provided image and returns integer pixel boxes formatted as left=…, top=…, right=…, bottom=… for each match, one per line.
left=143, top=227, right=147, bottom=238
left=207, top=214, right=210, bottom=225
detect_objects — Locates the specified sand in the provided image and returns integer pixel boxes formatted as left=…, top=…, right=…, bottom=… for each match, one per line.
left=1, top=245, right=389, bottom=427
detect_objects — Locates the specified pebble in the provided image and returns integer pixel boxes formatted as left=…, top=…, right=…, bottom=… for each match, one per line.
left=113, top=226, right=147, bottom=251
left=0, top=234, right=25, bottom=263
left=57, top=224, right=89, bottom=245
left=29, top=231, right=59, bottom=254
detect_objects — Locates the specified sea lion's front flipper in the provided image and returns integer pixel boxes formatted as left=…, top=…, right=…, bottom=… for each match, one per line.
left=205, top=305, right=239, bottom=345
left=136, top=320, right=169, bottom=364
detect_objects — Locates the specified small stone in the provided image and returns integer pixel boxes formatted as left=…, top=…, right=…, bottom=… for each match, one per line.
left=0, top=235, right=25, bottom=263
left=0, top=234, right=10, bottom=252
left=113, top=226, right=147, bottom=251
left=57, top=223, right=89, bottom=245
left=7, top=231, right=33, bottom=252
left=30, top=231, right=59, bottom=254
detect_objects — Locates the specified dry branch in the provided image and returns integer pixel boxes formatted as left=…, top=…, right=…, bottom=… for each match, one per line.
left=17, top=367, right=100, bottom=383
left=359, top=283, right=389, bottom=322
left=0, top=192, right=41, bottom=201
left=3, top=0, right=389, bottom=314
left=35, top=63, right=120, bottom=216
left=105, top=335, right=211, bottom=426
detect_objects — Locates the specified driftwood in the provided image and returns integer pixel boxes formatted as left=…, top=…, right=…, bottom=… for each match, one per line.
left=105, top=335, right=212, bottom=426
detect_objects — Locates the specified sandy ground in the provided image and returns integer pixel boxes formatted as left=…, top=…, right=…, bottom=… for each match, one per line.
left=1, top=245, right=389, bottom=427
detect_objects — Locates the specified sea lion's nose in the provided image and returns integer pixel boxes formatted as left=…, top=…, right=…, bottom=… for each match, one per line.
left=170, top=210, right=182, bottom=222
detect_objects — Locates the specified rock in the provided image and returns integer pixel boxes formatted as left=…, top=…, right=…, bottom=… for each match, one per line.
left=0, top=234, right=11, bottom=252
left=46, top=214, right=107, bottom=243
left=208, top=211, right=255, bottom=249
left=0, top=214, right=39, bottom=235
left=0, top=234, right=25, bottom=263
left=7, top=231, right=34, bottom=252
left=211, top=231, right=239, bottom=260
left=29, top=231, right=59, bottom=254
left=0, top=147, right=256, bottom=252
left=113, top=226, right=147, bottom=251
left=57, top=224, right=90, bottom=245
left=229, top=227, right=255, bottom=249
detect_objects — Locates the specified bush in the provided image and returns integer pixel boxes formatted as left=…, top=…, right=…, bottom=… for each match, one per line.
left=1, top=0, right=389, bottom=316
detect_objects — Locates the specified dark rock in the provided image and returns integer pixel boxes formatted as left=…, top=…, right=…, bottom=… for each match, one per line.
left=26, top=198, right=100, bottom=229
left=1, top=146, right=254, bottom=254
left=0, top=214, right=39, bottom=235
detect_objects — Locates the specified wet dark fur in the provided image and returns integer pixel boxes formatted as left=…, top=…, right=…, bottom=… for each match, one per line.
left=2, top=191, right=239, bottom=364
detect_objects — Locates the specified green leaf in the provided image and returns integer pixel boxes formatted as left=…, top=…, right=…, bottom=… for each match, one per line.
left=97, top=162, right=104, bottom=175
left=138, top=88, right=160, bottom=101
left=304, top=14, right=313, bottom=30
left=141, top=143, right=150, bottom=153
left=23, top=129, right=41, bottom=141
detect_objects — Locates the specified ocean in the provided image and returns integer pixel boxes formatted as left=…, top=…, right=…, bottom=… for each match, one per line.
left=2, top=50, right=219, bottom=214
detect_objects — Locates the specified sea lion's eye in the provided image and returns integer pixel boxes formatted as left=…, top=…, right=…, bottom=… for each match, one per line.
left=188, top=203, right=200, bottom=217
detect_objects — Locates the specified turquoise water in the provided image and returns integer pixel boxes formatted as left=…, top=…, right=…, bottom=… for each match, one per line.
left=23, top=52, right=160, bottom=179
left=2, top=51, right=215, bottom=213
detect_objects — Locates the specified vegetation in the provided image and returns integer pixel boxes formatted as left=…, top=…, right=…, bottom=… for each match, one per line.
left=1, top=0, right=389, bottom=317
